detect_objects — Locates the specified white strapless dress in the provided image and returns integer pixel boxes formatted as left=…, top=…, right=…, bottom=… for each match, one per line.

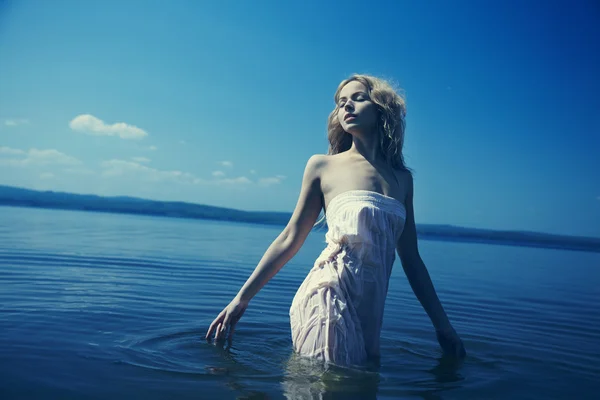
left=289, top=190, right=407, bottom=367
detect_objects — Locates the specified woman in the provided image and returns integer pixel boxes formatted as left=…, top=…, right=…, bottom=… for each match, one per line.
left=206, top=74, right=466, bottom=367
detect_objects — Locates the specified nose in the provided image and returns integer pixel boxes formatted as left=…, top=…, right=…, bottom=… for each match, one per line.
left=344, top=100, right=354, bottom=111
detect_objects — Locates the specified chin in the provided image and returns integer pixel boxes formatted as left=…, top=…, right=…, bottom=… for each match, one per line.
left=343, top=122, right=359, bottom=131
left=344, top=125, right=367, bottom=135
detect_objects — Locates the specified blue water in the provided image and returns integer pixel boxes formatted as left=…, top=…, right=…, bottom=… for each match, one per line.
left=0, top=206, right=599, bottom=399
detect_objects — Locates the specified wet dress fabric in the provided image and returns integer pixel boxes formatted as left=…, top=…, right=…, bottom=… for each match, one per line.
left=289, top=190, right=407, bottom=367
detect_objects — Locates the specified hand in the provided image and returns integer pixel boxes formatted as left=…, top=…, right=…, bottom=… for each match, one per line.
left=436, top=325, right=466, bottom=359
left=206, top=297, right=249, bottom=345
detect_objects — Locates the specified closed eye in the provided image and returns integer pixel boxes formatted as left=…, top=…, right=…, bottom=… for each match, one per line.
left=338, top=92, right=369, bottom=107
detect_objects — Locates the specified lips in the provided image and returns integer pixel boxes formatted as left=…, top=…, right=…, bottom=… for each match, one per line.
left=344, top=113, right=357, bottom=121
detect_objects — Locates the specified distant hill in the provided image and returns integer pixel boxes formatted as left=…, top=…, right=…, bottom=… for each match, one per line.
left=0, top=184, right=290, bottom=225
left=1, top=184, right=599, bottom=253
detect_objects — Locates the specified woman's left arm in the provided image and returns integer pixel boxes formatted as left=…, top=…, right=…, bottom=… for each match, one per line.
left=396, top=173, right=466, bottom=358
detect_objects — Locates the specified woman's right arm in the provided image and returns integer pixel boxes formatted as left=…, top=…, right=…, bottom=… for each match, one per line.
left=205, top=154, right=325, bottom=343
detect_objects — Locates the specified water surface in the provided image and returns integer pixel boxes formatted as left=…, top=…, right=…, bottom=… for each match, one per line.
left=0, top=207, right=598, bottom=399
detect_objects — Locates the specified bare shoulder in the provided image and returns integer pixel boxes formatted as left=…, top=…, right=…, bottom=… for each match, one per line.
left=313, top=152, right=349, bottom=172
left=300, top=154, right=334, bottom=193
left=308, top=153, right=346, bottom=189
left=303, top=154, right=329, bottom=180
left=306, top=153, right=329, bottom=168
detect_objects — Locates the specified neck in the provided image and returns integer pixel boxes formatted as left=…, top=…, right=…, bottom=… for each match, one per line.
left=348, top=131, right=382, bottom=162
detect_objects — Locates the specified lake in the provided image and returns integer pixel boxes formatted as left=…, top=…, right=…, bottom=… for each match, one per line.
left=0, top=206, right=598, bottom=399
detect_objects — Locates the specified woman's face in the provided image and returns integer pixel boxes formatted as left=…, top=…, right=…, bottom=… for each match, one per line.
left=337, top=80, right=378, bottom=135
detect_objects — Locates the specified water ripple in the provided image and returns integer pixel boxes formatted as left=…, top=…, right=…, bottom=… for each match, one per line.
left=1, top=207, right=600, bottom=399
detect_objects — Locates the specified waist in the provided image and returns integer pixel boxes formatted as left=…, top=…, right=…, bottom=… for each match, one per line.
left=316, top=241, right=393, bottom=270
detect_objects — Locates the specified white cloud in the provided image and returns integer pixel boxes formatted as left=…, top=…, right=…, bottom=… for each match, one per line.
left=69, top=114, right=148, bottom=140
left=0, top=146, right=25, bottom=155
left=27, top=149, right=81, bottom=166
left=132, top=157, right=151, bottom=163
left=147, top=145, right=158, bottom=151
left=63, top=156, right=277, bottom=190
left=219, top=161, right=233, bottom=168
left=258, top=175, right=286, bottom=187
left=98, top=158, right=257, bottom=189
left=0, top=147, right=81, bottom=166
left=179, top=140, right=186, bottom=145
left=249, top=169, right=257, bottom=174
left=5, top=119, right=29, bottom=127
left=40, top=172, right=55, bottom=180
left=218, top=176, right=252, bottom=185
left=101, top=159, right=196, bottom=184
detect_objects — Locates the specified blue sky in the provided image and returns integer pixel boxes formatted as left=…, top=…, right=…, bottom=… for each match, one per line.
left=0, top=0, right=598, bottom=237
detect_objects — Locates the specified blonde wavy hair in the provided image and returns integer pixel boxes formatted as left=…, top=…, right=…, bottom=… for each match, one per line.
left=327, top=74, right=410, bottom=172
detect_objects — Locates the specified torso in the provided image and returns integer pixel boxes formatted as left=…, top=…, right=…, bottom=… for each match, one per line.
left=318, top=152, right=410, bottom=213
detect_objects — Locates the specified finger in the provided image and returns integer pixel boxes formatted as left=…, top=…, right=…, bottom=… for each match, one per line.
left=220, top=314, right=232, bottom=336
left=206, top=320, right=217, bottom=340
left=227, top=320, right=238, bottom=345
left=206, top=317, right=220, bottom=340
left=228, top=317, right=239, bottom=340
left=206, top=313, right=224, bottom=340
left=215, top=322, right=224, bottom=342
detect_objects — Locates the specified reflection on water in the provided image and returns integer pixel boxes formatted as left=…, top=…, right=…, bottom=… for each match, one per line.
left=281, top=353, right=382, bottom=399
left=281, top=353, right=468, bottom=400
